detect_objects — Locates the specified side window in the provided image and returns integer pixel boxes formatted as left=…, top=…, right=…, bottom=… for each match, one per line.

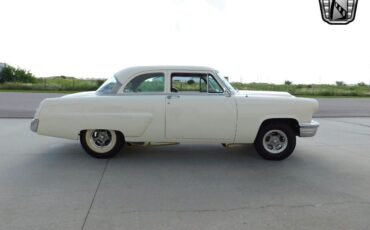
left=124, top=73, right=164, bottom=93
left=171, top=73, right=224, bottom=93
left=171, top=73, right=207, bottom=93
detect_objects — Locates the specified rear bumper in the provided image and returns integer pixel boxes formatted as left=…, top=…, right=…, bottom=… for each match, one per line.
left=299, top=120, right=319, bottom=137
left=30, top=119, right=39, bottom=133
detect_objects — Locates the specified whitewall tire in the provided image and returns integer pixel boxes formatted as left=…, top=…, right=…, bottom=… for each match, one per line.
left=80, top=129, right=124, bottom=159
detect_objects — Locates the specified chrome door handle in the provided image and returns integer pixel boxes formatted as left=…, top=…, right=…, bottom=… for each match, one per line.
left=167, top=95, right=180, bottom=99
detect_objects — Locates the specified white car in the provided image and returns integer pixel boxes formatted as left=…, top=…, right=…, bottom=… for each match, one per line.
left=31, top=66, right=319, bottom=160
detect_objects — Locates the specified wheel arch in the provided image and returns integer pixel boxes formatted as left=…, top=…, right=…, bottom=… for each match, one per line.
left=79, top=129, right=125, bottom=140
left=255, top=118, right=299, bottom=142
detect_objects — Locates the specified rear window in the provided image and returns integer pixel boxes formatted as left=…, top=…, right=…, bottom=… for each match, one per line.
left=96, top=76, right=121, bottom=95
left=124, top=73, right=165, bottom=93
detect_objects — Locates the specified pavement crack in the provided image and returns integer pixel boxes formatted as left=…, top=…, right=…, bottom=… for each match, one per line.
left=118, top=200, right=370, bottom=215
left=81, top=159, right=110, bottom=230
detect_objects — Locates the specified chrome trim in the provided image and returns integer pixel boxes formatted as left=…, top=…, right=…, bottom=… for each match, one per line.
left=167, top=95, right=180, bottom=99
left=98, top=92, right=230, bottom=97
left=299, top=120, right=320, bottom=137
left=30, top=119, right=39, bottom=133
left=115, top=69, right=234, bottom=96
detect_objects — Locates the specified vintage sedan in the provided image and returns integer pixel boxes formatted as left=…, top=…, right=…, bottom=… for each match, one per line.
left=31, top=66, right=319, bottom=160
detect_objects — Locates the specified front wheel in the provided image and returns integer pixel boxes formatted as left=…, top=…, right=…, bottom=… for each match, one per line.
left=80, top=129, right=125, bottom=159
left=254, top=123, right=296, bottom=161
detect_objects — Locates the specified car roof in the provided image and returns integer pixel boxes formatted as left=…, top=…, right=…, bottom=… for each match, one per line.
left=114, top=65, right=216, bottom=83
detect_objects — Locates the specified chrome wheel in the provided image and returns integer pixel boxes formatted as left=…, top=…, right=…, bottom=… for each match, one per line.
left=262, top=129, right=288, bottom=154
left=85, top=129, right=117, bottom=154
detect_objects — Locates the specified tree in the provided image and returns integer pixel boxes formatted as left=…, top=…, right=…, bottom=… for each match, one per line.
left=335, top=81, right=345, bottom=86
left=0, top=66, right=15, bottom=83
left=13, top=67, right=35, bottom=83
left=357, top=82, right=367, bottom=87
left=0, top=65, right=36, bottom=83
left=284, top=80, right=292, bottom=85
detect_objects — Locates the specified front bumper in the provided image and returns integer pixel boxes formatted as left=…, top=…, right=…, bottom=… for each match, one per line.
left=299, top=120, right=319, bottom=137
left=30, top=119, right=39, bottom=133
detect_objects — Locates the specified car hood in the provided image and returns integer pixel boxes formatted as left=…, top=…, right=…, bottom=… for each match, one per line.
left=237, top=90, right=294, bottom=97
left=61, top=91, right=96, bottom=98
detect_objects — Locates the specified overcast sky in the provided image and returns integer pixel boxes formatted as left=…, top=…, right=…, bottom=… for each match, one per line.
left=1, top=0, right=369, bottom=84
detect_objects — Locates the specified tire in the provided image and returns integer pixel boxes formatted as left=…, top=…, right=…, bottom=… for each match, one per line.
left=254, top=123, right=296, bottom=161
left=80, top=129, right=125, bottom=159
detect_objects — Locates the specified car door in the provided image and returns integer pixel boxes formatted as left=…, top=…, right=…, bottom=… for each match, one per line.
left=119, top=71, right=167, bottom=140
left=165, top=72, right=237, bottom=142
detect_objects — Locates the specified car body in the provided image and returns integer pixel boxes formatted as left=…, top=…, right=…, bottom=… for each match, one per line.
left=31, top=66, right=319, bottom=160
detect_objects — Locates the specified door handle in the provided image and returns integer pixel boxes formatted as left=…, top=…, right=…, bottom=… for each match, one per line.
left=167, top=95, right=180, bottom=99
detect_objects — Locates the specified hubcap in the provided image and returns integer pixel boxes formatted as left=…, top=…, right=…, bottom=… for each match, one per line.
left=262, top=129, right=288, bottom=154
left=91, top=130, right=112, bottom=147
left=85, top=129, right=116, bottom=154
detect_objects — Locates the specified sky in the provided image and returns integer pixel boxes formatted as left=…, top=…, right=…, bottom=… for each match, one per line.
left=0, top=0, right=369, bottom=84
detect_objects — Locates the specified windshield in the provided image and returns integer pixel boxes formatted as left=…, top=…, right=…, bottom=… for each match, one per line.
left=217, top=72, right=237, bottom=94
left=96, top=76, right=122, bottom=95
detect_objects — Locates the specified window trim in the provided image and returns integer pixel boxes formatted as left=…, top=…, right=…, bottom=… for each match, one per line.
left=170, top=72, right=224, bottom=94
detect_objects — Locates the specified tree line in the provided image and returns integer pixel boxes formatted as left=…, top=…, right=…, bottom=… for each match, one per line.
left=0, top=65, right=36, bottom=83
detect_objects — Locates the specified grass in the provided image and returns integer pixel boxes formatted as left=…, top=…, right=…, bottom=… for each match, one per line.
left=232, top=82, right=370, bottom=97
left=0, top=89, right=80, bottom=94
left=0, top=77, right=369, bottom=97
left=0, top=76, right=103, bottom=92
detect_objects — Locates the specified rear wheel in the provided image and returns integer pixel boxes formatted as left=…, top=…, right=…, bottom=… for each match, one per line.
left=80, top=129, right=124, bottom=159
left=254, top=123, right=296, bottom=161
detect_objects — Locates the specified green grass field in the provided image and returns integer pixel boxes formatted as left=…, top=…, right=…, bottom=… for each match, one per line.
left=233, top=82, right=370, bottom=97
left=0, top=77, right=369, bottom=97
left=0, top=76, right=103, bottom=92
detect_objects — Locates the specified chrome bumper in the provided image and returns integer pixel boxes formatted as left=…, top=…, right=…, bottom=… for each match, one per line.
left=299, top=120, right=319, bottom=137
left=30, top=119, right=39, bottom=133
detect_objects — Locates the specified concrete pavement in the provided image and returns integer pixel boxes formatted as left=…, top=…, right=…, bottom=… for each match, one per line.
left=0, top=118, right=370, bottom=230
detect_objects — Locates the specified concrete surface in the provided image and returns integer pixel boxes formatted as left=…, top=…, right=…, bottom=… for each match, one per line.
left=0, top=118, right=370, bottom=230
left=1, top=92, right=370, bottom=118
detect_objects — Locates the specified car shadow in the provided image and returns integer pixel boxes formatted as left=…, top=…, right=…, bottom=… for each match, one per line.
left=110, top=143, right=299, bottom=171
left=28, top=142, right=315, bottom=176
left=39, top=142, right=261, bottom=162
